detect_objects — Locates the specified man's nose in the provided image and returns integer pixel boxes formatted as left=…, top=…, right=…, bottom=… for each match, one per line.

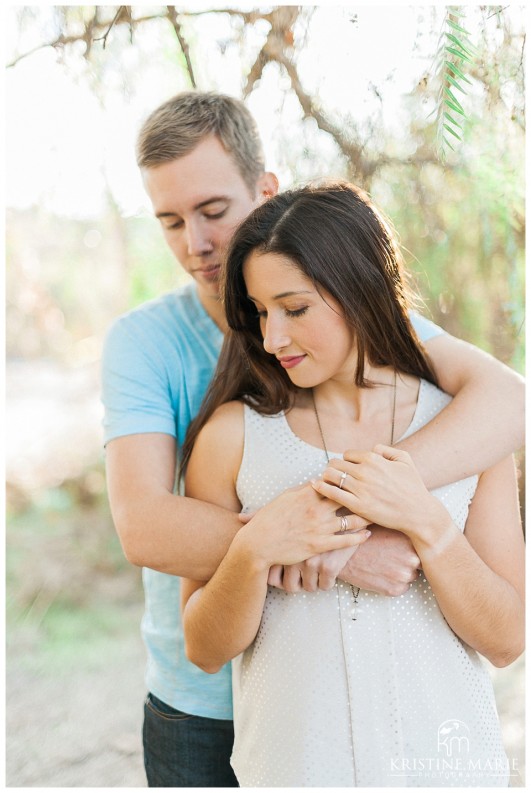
left=186, top=220, right=213, bottom=257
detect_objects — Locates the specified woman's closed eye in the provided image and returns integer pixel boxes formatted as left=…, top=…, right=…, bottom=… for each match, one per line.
left=285, top=307, right=308, bottom=318
left=255, top=306, right=309, bottom=319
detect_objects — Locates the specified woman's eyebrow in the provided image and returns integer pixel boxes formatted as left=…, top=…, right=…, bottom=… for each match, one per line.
left=247, top=290, right=313, bottom=301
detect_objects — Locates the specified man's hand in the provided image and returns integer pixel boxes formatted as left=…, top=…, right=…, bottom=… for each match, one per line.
left=268, top=545, right=361, bottom=593
left=339, top=525, right=420, bottom=596
left=268, top=527, right=420, bottom=596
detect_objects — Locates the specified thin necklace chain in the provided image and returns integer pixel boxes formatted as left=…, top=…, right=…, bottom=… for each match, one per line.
left=311, top=370, right=398, bottom=617
left=311, top=369, right=398, bottom=462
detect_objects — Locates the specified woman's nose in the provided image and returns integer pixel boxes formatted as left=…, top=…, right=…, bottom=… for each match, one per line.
left=262, top=316, right=291, bottom=355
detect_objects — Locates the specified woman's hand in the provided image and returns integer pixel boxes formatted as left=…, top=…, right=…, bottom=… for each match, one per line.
left=311, top=444, right=454, bottom=549
left=237, top=482, right=371, bottom=569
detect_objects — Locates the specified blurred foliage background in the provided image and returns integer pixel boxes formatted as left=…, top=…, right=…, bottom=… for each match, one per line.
left=5, top=4, right=525, bottom=786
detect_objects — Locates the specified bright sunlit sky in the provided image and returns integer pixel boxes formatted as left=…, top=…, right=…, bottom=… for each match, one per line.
left=4, top=3, right=525, bottom=220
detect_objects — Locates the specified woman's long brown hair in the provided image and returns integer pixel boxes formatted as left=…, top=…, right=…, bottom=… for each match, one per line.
left=179, top=182, right=437, bottom=478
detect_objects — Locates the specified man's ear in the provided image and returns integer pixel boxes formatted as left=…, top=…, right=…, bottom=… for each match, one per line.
left=256, top=172, right=279, bottom=201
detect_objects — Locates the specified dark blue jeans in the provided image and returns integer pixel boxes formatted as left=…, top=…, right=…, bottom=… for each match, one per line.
left=143, top=693, right=239, bottom=787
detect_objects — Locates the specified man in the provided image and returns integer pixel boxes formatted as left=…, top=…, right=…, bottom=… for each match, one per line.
left=102, top=91, right=524, bottom=787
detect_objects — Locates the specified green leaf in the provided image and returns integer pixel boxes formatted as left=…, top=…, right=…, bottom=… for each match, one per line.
left=444, top=111, right=462, bottom=129
left=447, top=18, right=471, bottom=36
left=444, top=60, right=473, bottom=85
left=444, top=97, right=465, bottom=116
left=443, top=135, right=456, bottom=152
left=433, top=8, right=476, bottom=161
left=443, top=123, right=462, bottom=140
left=445, top=32, right=475, bottom=57
left=446, top=46, right=472, bottom=63
left=446, top=74, right=467, bottom=94
left=444, top=86, right=464, bottom=112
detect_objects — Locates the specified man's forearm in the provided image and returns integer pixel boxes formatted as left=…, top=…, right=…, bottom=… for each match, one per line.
left=396, top=382, right=523, bottom=489
left=398, top=338, right=524, bottom=489
left=112, top=492, right=241, bottom=579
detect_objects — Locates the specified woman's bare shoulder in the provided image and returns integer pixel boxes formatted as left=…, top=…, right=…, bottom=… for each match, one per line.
left=186, top=401, right=245, bottom=503
left=190, top=401, right=245, bottom=466
left=203, top=400, right=245, bottom=435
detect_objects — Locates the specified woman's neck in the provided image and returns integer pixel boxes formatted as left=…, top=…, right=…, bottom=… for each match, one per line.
left=288, top=366, right=420, bottom=455
left=310, top=365, right=398, bottom=423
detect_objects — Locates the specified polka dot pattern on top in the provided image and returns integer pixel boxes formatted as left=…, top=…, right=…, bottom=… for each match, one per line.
left=230, top=379, right=509, bottom=787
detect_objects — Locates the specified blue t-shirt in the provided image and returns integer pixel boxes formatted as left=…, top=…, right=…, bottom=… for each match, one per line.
left=101, top=281, right=444, bottom=719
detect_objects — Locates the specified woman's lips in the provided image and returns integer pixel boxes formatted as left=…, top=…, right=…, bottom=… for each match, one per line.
left=278, top=355, right=306, bottom=369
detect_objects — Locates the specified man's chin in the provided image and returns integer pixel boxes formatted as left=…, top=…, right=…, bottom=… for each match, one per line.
left=194, top=274, right=221, bottom=299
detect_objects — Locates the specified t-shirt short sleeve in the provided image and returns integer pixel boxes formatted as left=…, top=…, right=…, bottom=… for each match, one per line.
left=101, top=316, right=179, bottom=444
left=409, top=311, right=445, bottom=343
left=100, top=286, right=223, bottom=449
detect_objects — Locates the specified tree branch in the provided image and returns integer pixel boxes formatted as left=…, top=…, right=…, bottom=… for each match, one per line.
left=243, top=49, right=268, bottom=96
left=7, top=34, right=86, bottom=68
left=179, top=8, right=271, bottom=24
left=93, top=5, right=127, bottom=49
left=6, top=11, right=168, bottom=68
left=240, top=6, right=374, bottom=184
left=166, top=6, right=197, bottom=88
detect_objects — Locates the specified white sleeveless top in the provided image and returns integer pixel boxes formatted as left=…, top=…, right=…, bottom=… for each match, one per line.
left=231, top=380, right=509, bottom=787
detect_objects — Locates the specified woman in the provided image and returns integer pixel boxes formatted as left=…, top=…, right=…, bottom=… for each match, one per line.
left=180, top=183, right=524, bottom=787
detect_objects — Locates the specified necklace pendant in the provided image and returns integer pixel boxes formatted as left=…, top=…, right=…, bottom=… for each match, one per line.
left=350, top=586, right=360, bottom=620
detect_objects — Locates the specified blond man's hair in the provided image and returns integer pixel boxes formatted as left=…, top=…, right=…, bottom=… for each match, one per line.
left=136, top=91, right=265, bottom=194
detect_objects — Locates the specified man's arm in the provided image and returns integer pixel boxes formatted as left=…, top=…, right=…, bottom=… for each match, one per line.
left=314, top=447, right=525, bottom=667
left=279, top=332, right=525, bottom=594
left=102, top=309, right=245, bottom=581
left=398, top=333, right=524, bottom=488
left=106, top=427, right=366, bottom=582
left=271, top=527, right=421, bottom=595
left=340, top=335, right=524, bottom=591
left=106, top=432, right=242, bottom=580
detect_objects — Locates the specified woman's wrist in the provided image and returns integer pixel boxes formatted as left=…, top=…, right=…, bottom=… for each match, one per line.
left=230, top=524, right=272, bottom=575
left=406, top=496, right=459, bottom=559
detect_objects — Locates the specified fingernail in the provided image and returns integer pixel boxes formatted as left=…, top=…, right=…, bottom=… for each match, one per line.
left=365, top=530, right=372, bottom=537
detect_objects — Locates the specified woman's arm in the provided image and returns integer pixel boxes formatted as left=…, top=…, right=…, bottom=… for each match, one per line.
left=181, top=402, right=371, bottom=674
left=397, top=334, right=524, bottom=488
left=181, top=536, right=272, bottom=675
left=312, top=449, right=525, bottom=667
left=417, top=455, right=525, bottom=667
left=181, top=401, right=269, bottom=673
